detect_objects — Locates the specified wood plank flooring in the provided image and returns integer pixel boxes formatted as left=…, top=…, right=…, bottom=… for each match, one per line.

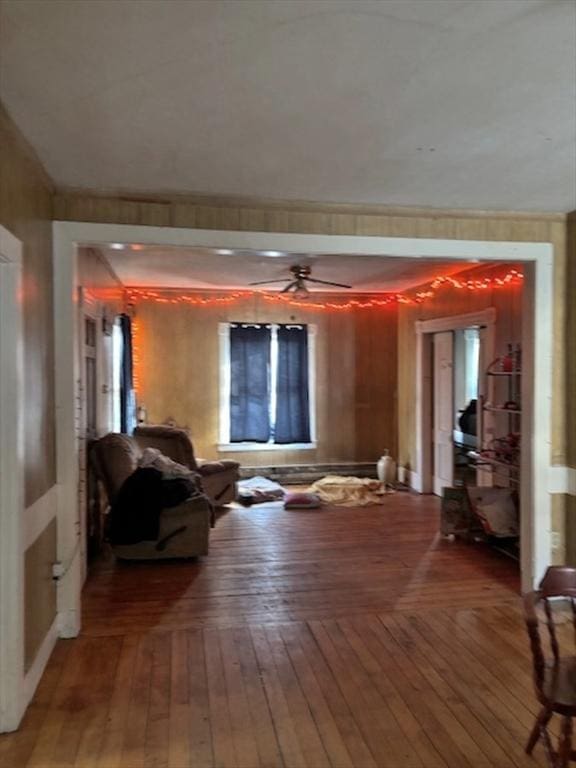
left=1, top=494, right=549, bottom=767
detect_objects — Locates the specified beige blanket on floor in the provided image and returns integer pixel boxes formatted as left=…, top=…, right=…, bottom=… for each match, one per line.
left=310, top=475, right=391, bottom=506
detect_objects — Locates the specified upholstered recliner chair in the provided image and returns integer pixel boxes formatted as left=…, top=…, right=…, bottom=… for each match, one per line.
left=91, top=432, right=211, bottom=559
left=134, top=425, right=240, bottom=507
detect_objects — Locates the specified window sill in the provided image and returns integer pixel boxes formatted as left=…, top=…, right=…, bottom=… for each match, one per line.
left=218, top=442, right=317, bottom=452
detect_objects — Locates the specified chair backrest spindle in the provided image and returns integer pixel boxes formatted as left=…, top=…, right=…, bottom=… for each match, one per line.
left=543, top=597, right=560, bottom=662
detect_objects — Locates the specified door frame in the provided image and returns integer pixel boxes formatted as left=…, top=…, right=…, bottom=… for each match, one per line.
left=432, top=330, right=455, bottom=496
left=415, top=308, right=497, bottom=497
left=53, top=221, right=552, bottom=603
left=0, top=225, right=25, bottom=732
left=77, top=289, right=103, bottom=584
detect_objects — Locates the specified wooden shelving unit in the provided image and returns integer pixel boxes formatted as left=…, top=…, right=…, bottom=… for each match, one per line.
left=475, top=347, right=521, bottom=488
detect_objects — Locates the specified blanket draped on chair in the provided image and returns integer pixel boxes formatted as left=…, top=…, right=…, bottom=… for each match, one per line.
left=109, top=467, right=196, bottom=544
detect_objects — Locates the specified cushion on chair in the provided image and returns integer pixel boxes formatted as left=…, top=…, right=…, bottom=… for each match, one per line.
left=138, top=447, right=201, bottom=484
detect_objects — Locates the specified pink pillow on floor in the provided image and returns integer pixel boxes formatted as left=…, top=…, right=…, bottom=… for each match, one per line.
left=284, top=492, right=322, bottom=509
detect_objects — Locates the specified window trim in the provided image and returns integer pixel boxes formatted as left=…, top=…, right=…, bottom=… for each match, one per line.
left=218, top=322, right=316, bottom=450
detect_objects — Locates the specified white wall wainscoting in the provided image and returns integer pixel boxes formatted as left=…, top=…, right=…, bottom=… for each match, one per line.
left=23, top=485, right=58, bottom=551
left=548, top=467, right=576, bottom=496
left=22, top=616, right=59, bottom=711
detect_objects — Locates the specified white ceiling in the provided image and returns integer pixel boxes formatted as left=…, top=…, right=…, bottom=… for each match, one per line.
left=1, top=0, right=575, bottom=212
left=100, top=243, right=475, bottom=292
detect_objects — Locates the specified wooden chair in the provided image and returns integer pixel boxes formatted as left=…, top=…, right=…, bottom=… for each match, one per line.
left=524, top=566, right=576, bottom=767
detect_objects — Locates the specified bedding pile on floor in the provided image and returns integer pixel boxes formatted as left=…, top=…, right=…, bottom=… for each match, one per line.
left=236, top=476, right=285, bottom=506
left=310, top=475, right=392, bottom=506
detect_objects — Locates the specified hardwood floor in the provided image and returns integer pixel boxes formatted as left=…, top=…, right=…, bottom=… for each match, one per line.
left=1, top=494, right=549, bottom=767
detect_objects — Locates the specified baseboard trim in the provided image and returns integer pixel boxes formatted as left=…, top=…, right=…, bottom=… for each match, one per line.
left=408, top=466, right=575, bottom=497
left=409, top=471, right=423, bottom=493
left=22, top=615, right=58, bottom=711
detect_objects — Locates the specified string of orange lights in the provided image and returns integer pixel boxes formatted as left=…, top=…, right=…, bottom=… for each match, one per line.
left=129, top=268, right=523, bottom=395
left=126, top=268, right=523, bottom=312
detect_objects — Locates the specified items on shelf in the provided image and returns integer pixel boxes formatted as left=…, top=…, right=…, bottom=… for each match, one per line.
left=474, top=343, right=522, bottom=486
left=487, top=343, right=522, bottom=375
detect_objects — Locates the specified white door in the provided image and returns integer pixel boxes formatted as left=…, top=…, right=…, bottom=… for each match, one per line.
left=433, top=331, right=454, bottom=496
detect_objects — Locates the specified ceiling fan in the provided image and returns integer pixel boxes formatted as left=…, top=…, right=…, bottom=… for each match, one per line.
left=249, top=265, right=352, bottom=298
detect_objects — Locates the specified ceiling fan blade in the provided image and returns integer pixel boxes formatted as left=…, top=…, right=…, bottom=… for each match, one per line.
left=248, top=278, right=291, bottom=286
left=280, top=280, right=299, bottom=293
left=305, top=276, right=352, bottom=289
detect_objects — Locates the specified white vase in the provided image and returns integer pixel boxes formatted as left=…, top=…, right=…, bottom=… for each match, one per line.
left=377, top=450, right=396, bottom=485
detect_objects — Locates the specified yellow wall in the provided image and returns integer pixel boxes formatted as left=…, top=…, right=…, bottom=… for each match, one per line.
left=0, top=104, right=57, bottom=671
left=134, top=291, right=398, bottom=465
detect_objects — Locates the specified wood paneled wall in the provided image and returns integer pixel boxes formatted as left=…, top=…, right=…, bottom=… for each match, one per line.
left=1, top=104, right=55, bottom=505
left=134, top=292, right=398, bottom=465
left=53, top=188, right=570, bottom=466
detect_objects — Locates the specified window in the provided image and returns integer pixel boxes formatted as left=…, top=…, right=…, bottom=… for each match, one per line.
left=219, top=323, right=316, bottom=449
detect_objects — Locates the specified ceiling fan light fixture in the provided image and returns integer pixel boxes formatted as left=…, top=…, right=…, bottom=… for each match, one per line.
left=293, top=282, right=310, bottom=299
left=248, top=263, right=351, bottom=292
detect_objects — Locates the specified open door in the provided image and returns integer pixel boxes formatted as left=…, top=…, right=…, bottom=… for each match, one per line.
left=433, top=331, right=454, bottom=495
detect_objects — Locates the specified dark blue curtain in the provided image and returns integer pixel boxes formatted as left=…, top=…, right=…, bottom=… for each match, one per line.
left=230, top=325, right=271, bottom=442
left=274, top=325, right=310, bottom=444
left=119, top=314, right=135, bottom=434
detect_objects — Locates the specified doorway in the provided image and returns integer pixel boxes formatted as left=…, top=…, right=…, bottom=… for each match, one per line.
left=433, top=326, right=481, bottom=494
left=53, top=223, right=553, bottom=604
left=422, top=312, right=495, bottom=496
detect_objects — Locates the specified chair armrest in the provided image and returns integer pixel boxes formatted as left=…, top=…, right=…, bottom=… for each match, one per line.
left=161, top=494, right=211, bottom=518
left=197, top=459, right=240, bottom=475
